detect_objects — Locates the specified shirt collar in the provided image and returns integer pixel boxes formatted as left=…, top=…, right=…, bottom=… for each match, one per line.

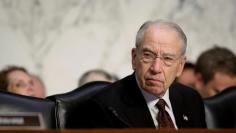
left=140, top=87, right=171, bottom=109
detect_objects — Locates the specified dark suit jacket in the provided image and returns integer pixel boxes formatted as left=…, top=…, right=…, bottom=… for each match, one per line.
left=76, top=73, right=206, bottom=128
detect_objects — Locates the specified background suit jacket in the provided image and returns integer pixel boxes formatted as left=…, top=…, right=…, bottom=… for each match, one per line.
left=76, top=73, right=206, bottom=128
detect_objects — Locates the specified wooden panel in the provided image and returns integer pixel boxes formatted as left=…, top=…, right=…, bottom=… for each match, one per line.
left=0, top=128, right=236, bottom=133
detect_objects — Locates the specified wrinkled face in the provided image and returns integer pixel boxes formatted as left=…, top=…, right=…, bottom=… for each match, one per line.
left=132, top=25, right=186, bottom=97
left=7, top=70, right=35, bottom=97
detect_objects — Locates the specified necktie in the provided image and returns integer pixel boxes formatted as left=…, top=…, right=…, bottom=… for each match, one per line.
left=156, top=99, right=175, bottom=128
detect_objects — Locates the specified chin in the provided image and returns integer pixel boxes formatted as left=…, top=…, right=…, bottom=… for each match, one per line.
left=144, top=86, right=165, bottom=96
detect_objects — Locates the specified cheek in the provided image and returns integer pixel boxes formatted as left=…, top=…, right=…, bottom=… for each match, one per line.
left=164, top=67, right=175, bottom=77
left=163, top=67, right=179, bottom=84
left=136, top=63, right=149, bottom=77
left=7, top=83, right=15, bottom=91
left=8, top=86, right=18, bottom=93
left=135, top=63, right=150, bottom=83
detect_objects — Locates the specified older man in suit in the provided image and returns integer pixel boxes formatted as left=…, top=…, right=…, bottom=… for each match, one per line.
left=76, top=19, right=206, bottom=129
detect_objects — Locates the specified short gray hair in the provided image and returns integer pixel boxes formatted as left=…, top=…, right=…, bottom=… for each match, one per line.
left=135, top=19, right=187, bottom=55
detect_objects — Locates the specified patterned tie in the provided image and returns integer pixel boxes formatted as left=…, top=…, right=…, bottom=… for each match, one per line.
left=156, top=99, right=175, bottom=128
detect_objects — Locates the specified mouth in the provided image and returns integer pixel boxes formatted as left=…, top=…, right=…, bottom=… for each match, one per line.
left=145, top=78, right=164, bottom=86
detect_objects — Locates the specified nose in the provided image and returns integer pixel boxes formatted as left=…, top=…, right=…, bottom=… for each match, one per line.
left=150, top=57, right=162, bottom=74
left=27, top=84, right=35, bottom=96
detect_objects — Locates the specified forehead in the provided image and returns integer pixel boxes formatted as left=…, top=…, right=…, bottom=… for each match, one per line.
left=140, top=24, right=182, bottom=55
left=7, top=70, right=31, bottom=82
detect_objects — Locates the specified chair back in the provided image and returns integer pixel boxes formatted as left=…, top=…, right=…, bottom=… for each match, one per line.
left=204, top=86, right=236, bottom=128
left=0, top=91, right=56, bottom=129
left=47, top=81, right=110, bottom=128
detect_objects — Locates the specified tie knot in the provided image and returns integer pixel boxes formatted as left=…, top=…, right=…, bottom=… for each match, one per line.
left=156, top=99, right=166, bottom=110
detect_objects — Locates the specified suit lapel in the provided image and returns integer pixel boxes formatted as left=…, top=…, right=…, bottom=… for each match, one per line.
left=107, top=74, right=193, bottom=128
left=117, top=74, right=155, bottom=128
left=169, top=82, right=190, bottom=128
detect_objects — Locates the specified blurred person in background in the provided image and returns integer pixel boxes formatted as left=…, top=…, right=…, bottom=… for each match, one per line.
left=195, top=46, right=236, bottom=98
left=0, top=65, right=35, bottom=97
left=78, top=69, right=119, bottom=86
left=176, top=62, right=196, bottom=88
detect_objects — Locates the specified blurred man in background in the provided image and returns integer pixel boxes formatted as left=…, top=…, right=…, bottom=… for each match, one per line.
left=78, top=69, right=118, bottom=86
left=195, top=46, right=236, bottom=98
left=176, top=62, right=196, bottom=88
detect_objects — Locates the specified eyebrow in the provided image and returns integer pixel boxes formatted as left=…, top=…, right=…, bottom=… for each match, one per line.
left=141, top=47, right=177, bottom=57
left=14, top=80, right=25, bottom=84
left=13, top=79, right=29, bottom=84
left=142, top=48, right=155, bottom=53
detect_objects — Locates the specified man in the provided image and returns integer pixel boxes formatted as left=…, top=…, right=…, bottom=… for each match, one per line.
left=195, top=46, right=236, bottom=98
left=76, top=20, right=206, bottom=129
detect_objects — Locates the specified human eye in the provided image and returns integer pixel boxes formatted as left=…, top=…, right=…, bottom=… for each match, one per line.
left=16, top=82, right=24, bottom=88
left=15, top=83, right=21, bottom=88
left=163, top=56, right=175, bottom=61
left=162, top=56, right=176, bottom=66
left=139, top=48, right=156, bottom=63
left=143, top=51, right=154, bottom=59
left=15, top=81, right=27, bottom=88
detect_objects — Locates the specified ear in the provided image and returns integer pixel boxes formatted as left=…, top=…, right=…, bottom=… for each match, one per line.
left=176, top=56, right=186, bottom=77
left=131, top=48, right=137, bottom=70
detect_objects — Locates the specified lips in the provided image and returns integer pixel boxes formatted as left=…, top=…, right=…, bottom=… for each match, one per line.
left=145, top=78, right=164, bottom=86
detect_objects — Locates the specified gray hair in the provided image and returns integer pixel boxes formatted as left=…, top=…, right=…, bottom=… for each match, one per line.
left=135, top=19, right=187, bottom=55
left=79, top=69, right=119, bottom=86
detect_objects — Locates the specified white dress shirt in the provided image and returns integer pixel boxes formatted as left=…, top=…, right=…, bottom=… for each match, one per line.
left=140, top=88, right=178, bottom=129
